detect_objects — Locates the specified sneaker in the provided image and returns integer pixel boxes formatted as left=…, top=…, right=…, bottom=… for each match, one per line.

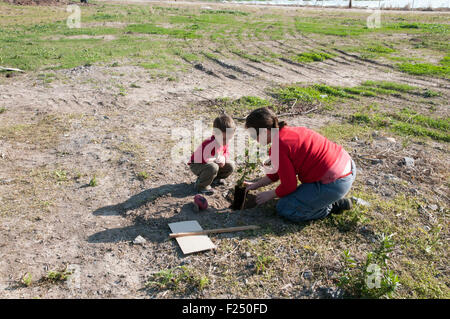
left=330, top=198, right=353, bottom=215
left=212, top=178, right=226, bottom=187
left=197, top=185, right=214, bottom=195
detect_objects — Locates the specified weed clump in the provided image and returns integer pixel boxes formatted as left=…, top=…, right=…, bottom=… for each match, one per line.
left=338, top=234, right=400, bottom=298
left=145, top=266, right=209, bottom=293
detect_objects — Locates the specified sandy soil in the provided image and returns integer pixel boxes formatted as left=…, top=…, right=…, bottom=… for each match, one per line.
left=0, top=1, right=448, bottom=298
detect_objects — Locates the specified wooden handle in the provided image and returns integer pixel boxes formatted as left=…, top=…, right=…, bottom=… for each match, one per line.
left=240, top=190, right=248, bottom=210
left=169, top=225, right=259, bottom=238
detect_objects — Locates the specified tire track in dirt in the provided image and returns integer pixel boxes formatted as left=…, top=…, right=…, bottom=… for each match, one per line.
left=202, top=52, right=255, bottom=77
left=277, top=36, right=392, bottom=73
left=274, top=36, right=450, bottom=88
left=272, top=39, right=371, bottom=75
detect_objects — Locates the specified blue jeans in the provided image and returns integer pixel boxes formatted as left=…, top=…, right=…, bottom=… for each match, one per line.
left=276, top=160, right=356, bottom=222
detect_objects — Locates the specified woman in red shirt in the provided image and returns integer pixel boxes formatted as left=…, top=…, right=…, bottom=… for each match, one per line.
left=244, top=107, right=356, bottom=222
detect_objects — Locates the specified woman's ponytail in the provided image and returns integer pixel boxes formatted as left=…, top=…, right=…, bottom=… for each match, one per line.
left=246, top=107, right=287, bottom=132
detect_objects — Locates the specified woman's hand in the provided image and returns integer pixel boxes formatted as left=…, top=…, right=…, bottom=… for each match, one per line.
left=243, top=181, right=260, bottom=191
left=256, top=190, right=276, bottom=205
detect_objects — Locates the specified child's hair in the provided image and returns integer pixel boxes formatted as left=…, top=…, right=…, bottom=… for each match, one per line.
left=213, top=113, right=236, bottom=132
left=245, top=107, right=286, bottom=134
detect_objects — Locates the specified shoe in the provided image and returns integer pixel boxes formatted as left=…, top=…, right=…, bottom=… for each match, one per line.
left=197, top=185, right=214, bottom=195
left=330, top=198, right=352, bottom=215
left=212, top=178, right=226, bottom=187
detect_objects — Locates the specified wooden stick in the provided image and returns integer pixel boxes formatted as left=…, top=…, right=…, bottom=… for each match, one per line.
left=0, top=66, right=25, bottom=73
left=240, top=189, right=248, bottom=210
left=169, top=225, right=259, bottom=239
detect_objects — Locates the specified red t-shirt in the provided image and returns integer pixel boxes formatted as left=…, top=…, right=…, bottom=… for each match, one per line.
left=266, top=126, right=345, bottom=197
left=189, top=135, right=229, bottom=164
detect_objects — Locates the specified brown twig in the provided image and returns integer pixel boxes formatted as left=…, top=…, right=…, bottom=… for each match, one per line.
left=233, top=107, right=318, bottom=121
left=0, top=66, right=24, bottom=73
left=240, top=190, right=248, bottom=210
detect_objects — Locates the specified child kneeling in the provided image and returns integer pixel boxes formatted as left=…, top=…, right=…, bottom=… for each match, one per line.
left=189, top=114, right=236, bottom=194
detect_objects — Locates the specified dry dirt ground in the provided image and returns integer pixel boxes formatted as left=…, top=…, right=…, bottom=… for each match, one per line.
left=0, top=1, right=449, bottom=299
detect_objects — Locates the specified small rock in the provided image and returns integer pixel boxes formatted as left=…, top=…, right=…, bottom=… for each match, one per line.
left=366, top=179, right=376, bottom=186
left=181, top=259, right=192, bottom=266
left=303, top=270, right=313, bottom=280
left=281, top=283, right=292, bottom=290
left=351, top=197, right=371, bottom=207
left=371, top=130, right=379, bottom=138
left=351, top=136, right=359, bottom=142
left=371, top=158, right=383, bottom=165
left=401, top=157, right=414, bottom=167
left=318, top=287, right=342, bottom=299
left=244, top=252, right=251, bottom=258
left=133, top=235, right=146, bottom=245
left=384, top=174, right=398, bottom=181
left=385, top=137, right=396, bottom=144
left=428, top=204, right=438, bottom=211
left=0, top=178, right=14, bottom=184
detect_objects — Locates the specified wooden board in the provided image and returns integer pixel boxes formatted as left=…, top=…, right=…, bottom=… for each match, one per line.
left=168, top=220, right=216, bottom=255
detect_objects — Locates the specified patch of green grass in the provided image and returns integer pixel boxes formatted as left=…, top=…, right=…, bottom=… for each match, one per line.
left=390, top=121, right=450, bottom=142
left=201, top=9, right=249, bottom=16
left=53, top=169, right=68, bottom=182
left=421, top=89, right=441, bottom=98
left=126, top=23, right=201, bottom=39
left=361, top=80, right=416, bottom=93
left=255, top=254, right=277, bottom=275
left=175, top=51, right=201, bottom=64
left=343, top=43, right=396, bottom=59
left=136, top=171, right=149, bottom=181
left=211, top=95, right=273, bottom=117
left=145, top=266, right=209, bottom=292
left=392, top=108, right=449, bottom=131
left=88, top=176, right=98, bottom=187
left=118, top=85, right=127, bottom=96
left=140, top=62, right=160, bottom=69
left=351, top=111, right=450, bottom=142
left=0, top=114, right=69, bottom=149
left=327, top=206, right=368, bottom=232
left=318, top=123, right=372, bottom=145
left=0, top=107, right=6, bottom=114
left=21, top=273, right=33, bottom=287
left=312, top=84, right=356, bottom=99
left=292, top=51, right=334, bottom=63
left=397, top=61, right=450, bottom=78
left=231, top=49, right=271, bottom=63
left=400, top=262, right=449, bottom=298
left=45, top=268, right=73, bottom=283
left=295, top=19, right=369, bottom=37
left=270, top=85, right=331, bottom=104
left=360, top=80, right=441, bottom=98
left=365, top=44, right=396, bottom=54
left=338, top=234, right=400, bottom=299
left=342, top=86, right=377, bottom=97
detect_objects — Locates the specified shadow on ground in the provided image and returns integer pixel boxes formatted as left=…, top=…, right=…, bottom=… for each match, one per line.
left=88, top=182, right=310, bottom=249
